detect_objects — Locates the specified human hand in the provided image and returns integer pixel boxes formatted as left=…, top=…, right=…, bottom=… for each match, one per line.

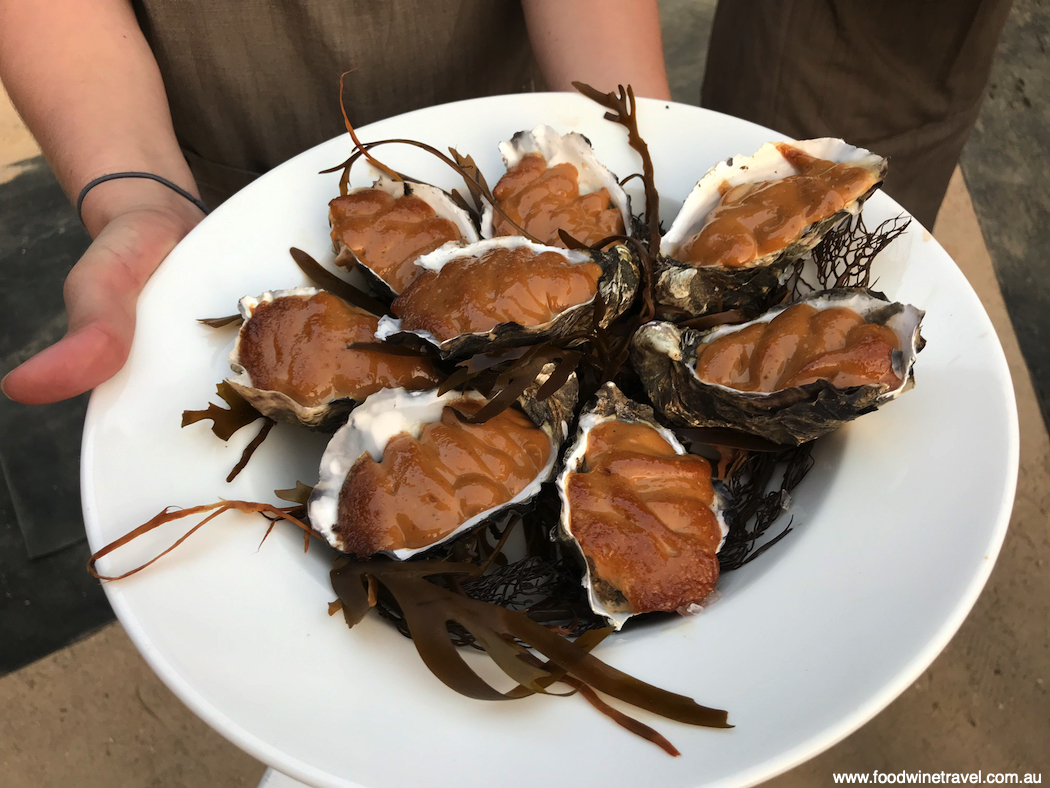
left=1, top=186, right=204, bottom=405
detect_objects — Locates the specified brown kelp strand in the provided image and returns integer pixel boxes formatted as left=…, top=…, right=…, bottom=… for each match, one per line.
left=717, top=444, right=815, bottom=571
left=288, top=247, right=392, bottom=317
left=320, top=135, right=542, bottom=244
left=572, top=82, right=662, bottom=250
left=225, top=419, right=276, bottom=483
left=197, top=314, right=243, bottom=328
left=330, top=555, right=731, bottom=729
left=87, top=500, right=320, bottom=581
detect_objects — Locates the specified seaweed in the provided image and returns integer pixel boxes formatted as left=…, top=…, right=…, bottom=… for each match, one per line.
left=87, top=499, right=318, bottom=581
left=197, top=314, right=243, bottom=328
left=331, top=555, right=731, bottom=753
left=181, top=382, right=275, bottom=482
left=804, top=213, right=911, bottom=294
left=717, top=443, right=815, bottom=571
left=182, top=381, right=261, bottom=440
left=288, top=247, right=391, bottom=317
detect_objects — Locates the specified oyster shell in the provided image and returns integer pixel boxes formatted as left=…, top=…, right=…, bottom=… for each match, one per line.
left=480, top=125, right=632, bottom=244
left=226, top=287, right=440, bottom=431
left=557, top=383, right=728, bottom=630
left=330, top=174, right=479, bottom=297
left=655, top=139, right=887, bottom=318
left=375, top=236, right=639, bottom=359
left=308, top=375, right=577, bottom=559
left=631, top=289, right=925, bottom=446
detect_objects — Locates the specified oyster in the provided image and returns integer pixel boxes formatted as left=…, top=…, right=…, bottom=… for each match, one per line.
left=631, top=289, right=924, bottom=446
left=480, top=125, right=632, bottom=246
left=309, top=377, right=577, bottom=559
left=655, top=139, right=888, bottom=318
left=557, top=383, right=728, bottom=630
left=227, top=288, right=441, bottom=431
left=375, top=236, right=639, bottom=359
left=329, top=174, right=479, bottom=297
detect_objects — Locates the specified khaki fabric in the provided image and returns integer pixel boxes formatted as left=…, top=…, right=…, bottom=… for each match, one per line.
left=132, top=1, right=538, bottom=208
left=701, top=0, right=1012, bottom=228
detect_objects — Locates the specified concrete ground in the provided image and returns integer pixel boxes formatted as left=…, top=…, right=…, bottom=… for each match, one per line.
left=1, top=3, right=1048, bottom=785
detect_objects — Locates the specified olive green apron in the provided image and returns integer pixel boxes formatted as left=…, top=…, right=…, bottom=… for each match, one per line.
left=133, top=1, right=538, bottom=207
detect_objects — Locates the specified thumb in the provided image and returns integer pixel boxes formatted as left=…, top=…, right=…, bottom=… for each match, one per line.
left=2, top=209, right=193, bottom=405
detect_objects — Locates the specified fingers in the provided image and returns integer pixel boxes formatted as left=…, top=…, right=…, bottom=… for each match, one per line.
left=1, top=321, right=131, bottom=405
left=2, top=209, right=191, bottom=405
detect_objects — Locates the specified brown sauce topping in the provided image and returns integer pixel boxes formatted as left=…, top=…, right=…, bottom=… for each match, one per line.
left=566, top=420, right=722, bottom=615
left=237, top=292, right=441, bottom=407
left=678, top=144, right=879, bottom=267
left=695, top=304, right=902, bottom=393
left=335, top=401, right=551, bottom=555
left=492, top=153, right=625, bottom=247
left=392, top=245, right=602, bottom=342
left=329, top=188, right=463, bottom=292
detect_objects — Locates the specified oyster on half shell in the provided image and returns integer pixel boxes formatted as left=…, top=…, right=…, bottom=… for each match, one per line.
left=226, top=288, right=441, bottom=431
left=308, top=375, right=577, bottom=559
left=655, top=139, right=888, bottom=319
left=480, top=125, right=633, bottom=245
left=375, top=236, right=639, bottom=359
left=631, top=289, right=925, bottom=446
left=330, top=173, right=479, bottom=297
left=557, top=383, right=728, bottom=630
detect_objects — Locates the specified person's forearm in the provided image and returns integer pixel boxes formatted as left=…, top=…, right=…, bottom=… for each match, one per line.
left=522, top=0, right=671, bottom=101
left=0, top=0, right=200, bottom=236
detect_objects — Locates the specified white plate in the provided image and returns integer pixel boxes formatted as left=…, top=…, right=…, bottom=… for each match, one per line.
left=82, top=93, right=1018, bottom=788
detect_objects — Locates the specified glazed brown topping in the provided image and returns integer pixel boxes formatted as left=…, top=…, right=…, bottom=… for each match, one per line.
left=329, top=188, right=463, bottom=292
left=237, top=292, right=441, bottom=407
left=392, top=245, right=602, bottom=341
left=566, top=420, right=721, bottom=615
left=695, top=304, right=902, bottom=393
left=678, top=144, right=880, bottom=267
left=335, top=401, right=551, bottom=555
left=492, top=153, right=625, bottom=247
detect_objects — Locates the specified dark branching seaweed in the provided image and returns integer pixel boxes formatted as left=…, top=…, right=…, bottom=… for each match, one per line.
left=718, top=444, right=815, bottom=571
left=805, top=213, right=911, bottom=293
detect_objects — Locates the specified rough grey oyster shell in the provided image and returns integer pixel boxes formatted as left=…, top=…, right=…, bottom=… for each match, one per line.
left=308, top=373, right=578, bottom=559
left=480, top=124, right=632, bottom=242
left=556, top=382, right=728, bottom=629
left=631, top=289, right=925, bottom=446
left=374, top=236, right=640, bottom=359
left=332, top=173, right=479, bottom=297
left=655, top=138, right=888, bottom=319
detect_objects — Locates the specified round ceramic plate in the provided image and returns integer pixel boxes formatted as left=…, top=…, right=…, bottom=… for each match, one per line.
left=82, top=93, right=1018, bottom=788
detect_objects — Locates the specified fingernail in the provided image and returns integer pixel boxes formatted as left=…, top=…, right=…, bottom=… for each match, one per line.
left=0, top=373, right=11, bottom=400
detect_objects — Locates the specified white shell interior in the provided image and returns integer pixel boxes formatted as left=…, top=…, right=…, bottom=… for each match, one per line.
left=557, top=392, right=729, bottom=630
left=480, top=124, right=632, bottom=238
left=684, top=291, right=925, bottom=401
left=308, top=387, right=558, bottom=559
left=660, top=138, right=885, bottom=259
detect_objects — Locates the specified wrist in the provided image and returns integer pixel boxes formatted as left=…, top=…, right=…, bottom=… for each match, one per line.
left=78, top=173, right=205, bottom=240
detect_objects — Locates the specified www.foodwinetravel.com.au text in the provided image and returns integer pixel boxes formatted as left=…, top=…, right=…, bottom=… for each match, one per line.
left=832, top=771, right=1042, bottom=784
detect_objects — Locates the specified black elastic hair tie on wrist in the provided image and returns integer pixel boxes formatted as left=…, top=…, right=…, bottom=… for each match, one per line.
left=76, top=171, right=210, bottom=224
